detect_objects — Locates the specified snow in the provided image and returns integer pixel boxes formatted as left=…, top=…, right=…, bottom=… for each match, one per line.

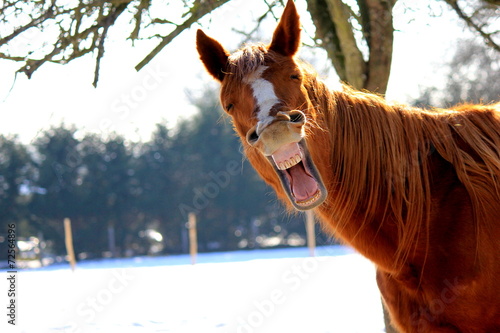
left=1, top=246, right=385, bottom=333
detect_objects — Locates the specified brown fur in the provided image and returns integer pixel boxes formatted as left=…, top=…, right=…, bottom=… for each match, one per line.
left=196, top=1, right=500, bottom=331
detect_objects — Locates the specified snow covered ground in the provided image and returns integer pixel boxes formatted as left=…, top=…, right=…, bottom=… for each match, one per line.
left=1, top=246, right=385, bottom=333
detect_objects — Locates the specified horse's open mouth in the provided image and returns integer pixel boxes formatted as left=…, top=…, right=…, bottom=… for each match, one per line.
left=268, top=140, right=327, bottom=210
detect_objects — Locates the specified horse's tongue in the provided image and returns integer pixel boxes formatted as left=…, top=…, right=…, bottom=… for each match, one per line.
left=288, top=163, right=318, bottom=201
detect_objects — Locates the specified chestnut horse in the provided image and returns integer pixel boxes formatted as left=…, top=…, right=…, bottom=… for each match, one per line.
left=196, top=0, right=500, bottom=331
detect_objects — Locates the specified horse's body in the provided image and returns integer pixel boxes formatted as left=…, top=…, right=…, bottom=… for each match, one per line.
left=196, top=1, right=500, bottom=332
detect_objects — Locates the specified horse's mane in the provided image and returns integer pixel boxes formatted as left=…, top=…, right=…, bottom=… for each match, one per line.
left=305, top=73, right=500, bottom=269
left=226, top=44, right=500, bottom=271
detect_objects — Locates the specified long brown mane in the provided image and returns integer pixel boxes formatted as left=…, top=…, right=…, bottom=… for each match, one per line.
left=313, top=80, right=500, bottom=271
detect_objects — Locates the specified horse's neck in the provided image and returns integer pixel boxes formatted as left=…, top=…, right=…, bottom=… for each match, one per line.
left=308, top=82, right=429, bottom=275
left=309, top=81, right=500, bottom=284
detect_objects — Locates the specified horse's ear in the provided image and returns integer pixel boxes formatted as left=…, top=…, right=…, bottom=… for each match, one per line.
left=268, top=0, right=301, bottom=56
left=196, top=29, right=229, bottom=82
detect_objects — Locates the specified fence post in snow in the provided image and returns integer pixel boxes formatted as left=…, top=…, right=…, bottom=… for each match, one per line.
left=188, top=213, right=198, bottom=265
left=305, top=210, right=316, bottom=257
left=64, top=218, right=77, bottom=271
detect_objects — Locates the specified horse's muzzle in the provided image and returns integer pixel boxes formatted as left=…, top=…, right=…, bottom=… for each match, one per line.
left=245, top=110, right=327, bottom=210
left=246, top=110, right=306, bottom=156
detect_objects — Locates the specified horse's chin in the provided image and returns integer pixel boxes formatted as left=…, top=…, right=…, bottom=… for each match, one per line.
left=268, top=140, right=327, bottom=211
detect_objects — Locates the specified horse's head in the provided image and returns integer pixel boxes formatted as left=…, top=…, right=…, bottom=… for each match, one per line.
left=196, top=0, right=327, bottom=210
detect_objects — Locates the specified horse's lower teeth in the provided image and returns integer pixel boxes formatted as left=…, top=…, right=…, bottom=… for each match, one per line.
left=296, top=190, right=321, bottom=206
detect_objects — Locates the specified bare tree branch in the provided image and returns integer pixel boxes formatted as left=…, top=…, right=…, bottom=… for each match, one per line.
left=442, top=0, right=500, bottom=52
left=483, top=0, right=500, bottom=5
left=231, top=1, right=280, bottom=44
left=135, top=0, right=231, bottom=71
left=129, top=0, right=152, bottom=41
left=93, top=1, right=132, bottom=87
left=0, top=1, right=56, bottom=48
left=0, top=52, right=25, bottom=62
left=0, top=0, right=498, bottom=88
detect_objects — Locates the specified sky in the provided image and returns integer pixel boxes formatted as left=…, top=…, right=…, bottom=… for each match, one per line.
left=0, top=0, right=467, bottom=144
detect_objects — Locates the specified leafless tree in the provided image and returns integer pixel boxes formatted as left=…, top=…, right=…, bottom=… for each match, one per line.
left=414, top=37, right=500, bottom=107
left=1, top=0, right=498, bottom=92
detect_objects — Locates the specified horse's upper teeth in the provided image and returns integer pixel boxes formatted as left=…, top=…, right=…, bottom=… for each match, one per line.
left=277, top=154, right=302, bottom=170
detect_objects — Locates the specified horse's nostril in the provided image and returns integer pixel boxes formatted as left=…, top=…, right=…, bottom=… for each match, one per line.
left=246, top=127, right=259, bottom=145
left=289, top=111, right=305, bottom=123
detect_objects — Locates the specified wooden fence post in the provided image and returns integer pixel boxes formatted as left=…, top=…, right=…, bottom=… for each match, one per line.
left=305, top=210, right=316, bottom=257
left=188, top=213, right=197, bottom=265
left=64, top=218, right=76, bottom=272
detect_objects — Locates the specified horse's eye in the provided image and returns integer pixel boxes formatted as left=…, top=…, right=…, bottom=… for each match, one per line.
left=290, top=74, right=301, bottom=80
left=226, top=104, right=234, bottom=112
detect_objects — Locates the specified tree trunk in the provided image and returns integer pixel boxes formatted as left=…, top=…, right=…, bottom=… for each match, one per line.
left=358, top=0, right=396, bottom=92
left=306, top=0, right=397, bottom=93
left=325, top=0, right=366, bottom=89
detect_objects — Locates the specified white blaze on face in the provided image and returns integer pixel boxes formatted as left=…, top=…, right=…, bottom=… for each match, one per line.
left=244, top=66, right=280, bottom=135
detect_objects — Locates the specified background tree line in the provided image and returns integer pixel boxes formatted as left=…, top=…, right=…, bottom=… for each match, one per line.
left=0, top=89, right=334, bottom=262
left=3, top=33, right=498, bottom=261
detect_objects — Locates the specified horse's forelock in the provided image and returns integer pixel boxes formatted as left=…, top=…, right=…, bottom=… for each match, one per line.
left=227, top=44, right=282, bottom=80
